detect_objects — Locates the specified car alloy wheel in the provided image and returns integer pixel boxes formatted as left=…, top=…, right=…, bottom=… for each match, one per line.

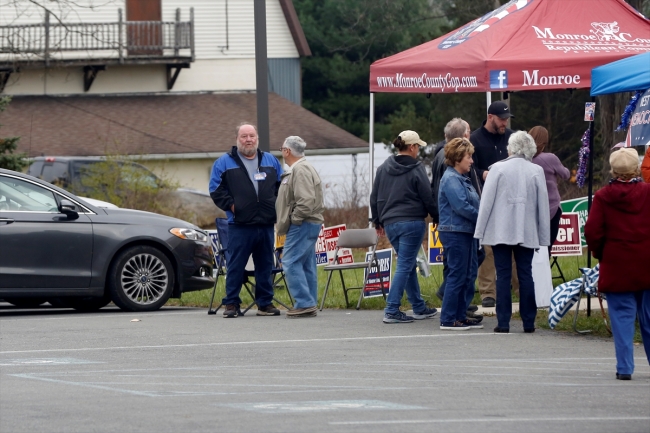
left=109, top=246, right=174, bottom=312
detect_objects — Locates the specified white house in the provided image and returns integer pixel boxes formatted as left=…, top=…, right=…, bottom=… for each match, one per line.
left=0, top=0, right=368, bottom=192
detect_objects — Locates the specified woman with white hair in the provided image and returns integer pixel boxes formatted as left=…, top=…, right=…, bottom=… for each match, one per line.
left=585, top=148, right=650, bottom=380
left=474, top=131, right=550, bottom=333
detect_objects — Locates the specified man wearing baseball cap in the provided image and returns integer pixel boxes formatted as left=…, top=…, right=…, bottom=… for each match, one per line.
left=470, top=100, right=517, bottom=309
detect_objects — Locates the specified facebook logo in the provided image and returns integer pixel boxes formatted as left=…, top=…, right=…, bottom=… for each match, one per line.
left=490, top=70, right=508, bottom=89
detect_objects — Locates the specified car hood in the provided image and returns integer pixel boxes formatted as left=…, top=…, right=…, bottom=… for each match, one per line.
left=100, top=207, right=200, bottom=229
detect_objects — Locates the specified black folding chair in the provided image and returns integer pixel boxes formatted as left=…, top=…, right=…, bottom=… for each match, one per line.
left=240, top=254, right=293, bottom=315
left=318, top=228, right=386, bottom=311
left=207, top=218, right=229, bottom=315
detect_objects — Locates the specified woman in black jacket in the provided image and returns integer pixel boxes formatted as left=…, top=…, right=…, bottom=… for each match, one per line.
left=370, top=130, right=438, bottom=324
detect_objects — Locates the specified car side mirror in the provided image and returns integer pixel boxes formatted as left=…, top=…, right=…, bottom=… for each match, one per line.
left=59, top=199, right=79, bottom=220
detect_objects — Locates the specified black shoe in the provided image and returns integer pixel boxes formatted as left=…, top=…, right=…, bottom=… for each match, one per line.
left=524, top=328, right=536, bottom=333
left=467, top=305, right=478, bottom=312
left=482, top=297, right=496, bottom=308
left=257, top=304, right=281, bottom=316
left=493, top=327, right=509, bottom=333
left=466, top=311, right=483, bottom=322
left=223, top=304, right=239, bottom=318
left=616, top=373, right=632, bottom=380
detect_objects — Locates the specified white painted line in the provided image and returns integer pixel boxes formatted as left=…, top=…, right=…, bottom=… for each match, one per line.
left=0, top=332, right=499, bottom=354
left=329, top=416, right=650, bottom=426
left=0, top=310, right=200, bottom=322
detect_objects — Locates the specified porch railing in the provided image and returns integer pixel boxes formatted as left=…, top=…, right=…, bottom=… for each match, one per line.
left=0, top=8, right=194, bottom=65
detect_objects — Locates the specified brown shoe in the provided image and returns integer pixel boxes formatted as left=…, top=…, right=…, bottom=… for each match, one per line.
left=256, top=304, right=281, bottom=316
left=286, top=306, right=317, bottom=318
left=223, top=304, right=239, bottom=318
left=287, top=310, right=317, bottom=319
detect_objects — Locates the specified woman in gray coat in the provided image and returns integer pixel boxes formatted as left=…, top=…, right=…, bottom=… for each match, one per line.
left=474, top=131, right=550, bottom=333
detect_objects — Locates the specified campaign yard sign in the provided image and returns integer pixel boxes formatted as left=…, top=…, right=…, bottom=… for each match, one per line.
left=427, top=223, right=444, bottom=265
left=550, top=213, right=582, bottom=256
left=207, top=230, right=221, bottom=264
left=560, top=197, right=592, bottom=247
left=315, top=224, right=354, bottom=266
left=363, top=248, right=393, bottom=298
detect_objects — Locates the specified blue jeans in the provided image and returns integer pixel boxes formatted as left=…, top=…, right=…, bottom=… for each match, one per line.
left=282, top=222, right=322, bottom=309
left=439, top=245, right=485, bottom=299
left=384, top=220, right=427, bottom=315
left=606, top=290, right=650, bottom=375
left=222, top=224, right=275, bottom=308
left=492, top=244, right=536, bottom=329
left=438, top=231, right=477, bottom=325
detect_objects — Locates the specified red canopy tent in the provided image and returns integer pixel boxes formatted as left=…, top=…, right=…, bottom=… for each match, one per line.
left=366, top=0, right=650, bottom=177
left=370, top=0, right=650, bottom=94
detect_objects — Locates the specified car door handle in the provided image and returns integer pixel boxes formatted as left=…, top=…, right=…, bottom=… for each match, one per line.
left=0, top=218, right=14, bottom=225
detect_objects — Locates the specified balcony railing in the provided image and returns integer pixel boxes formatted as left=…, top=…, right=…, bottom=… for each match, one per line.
left=0, top=8, right=195, bottom=66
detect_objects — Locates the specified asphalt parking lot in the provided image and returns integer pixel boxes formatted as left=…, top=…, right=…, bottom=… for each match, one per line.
left=1, top=304, right=649, bottom=433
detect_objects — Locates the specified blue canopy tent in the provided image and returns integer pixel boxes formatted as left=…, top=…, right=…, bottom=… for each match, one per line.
left=591, top=52, right=650, bottom=96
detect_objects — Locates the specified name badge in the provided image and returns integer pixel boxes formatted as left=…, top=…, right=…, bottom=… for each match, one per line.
left=254, top=172, right=267, bottom=181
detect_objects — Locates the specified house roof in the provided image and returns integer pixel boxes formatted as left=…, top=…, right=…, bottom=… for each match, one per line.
left=2, top=92, right=367, bottom=158
left=280, top=0, right=312, bottom=57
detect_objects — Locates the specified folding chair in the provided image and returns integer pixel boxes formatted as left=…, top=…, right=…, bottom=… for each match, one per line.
left=272, top=246, right=293, bottom=306
left=318, top=228, right=386, bottom=311
left=240, top=254, right=293, bottom=315
left=207, top=218, right=229, bottom=315
left=572, top=265, right=611, bottom=335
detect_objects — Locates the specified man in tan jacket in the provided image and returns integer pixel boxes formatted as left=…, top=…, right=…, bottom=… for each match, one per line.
left=276, top=136, right=324, bottom=318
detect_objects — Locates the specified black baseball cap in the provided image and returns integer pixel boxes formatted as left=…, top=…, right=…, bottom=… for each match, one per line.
left=488, top=101, right=514, bottom=119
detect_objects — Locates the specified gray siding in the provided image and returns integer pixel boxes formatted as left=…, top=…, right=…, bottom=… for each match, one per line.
left=268, top=58, right=301, bottom=106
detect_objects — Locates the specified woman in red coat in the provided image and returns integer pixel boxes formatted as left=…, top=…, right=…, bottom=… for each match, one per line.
left=585, top=148, right=650, bottom=381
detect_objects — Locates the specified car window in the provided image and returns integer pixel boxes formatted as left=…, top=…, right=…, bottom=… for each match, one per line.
left=0, top=176, right=59, bottom=212
left=120, top=162, right=160, bottom=189
left=27, top=160, right=44, bottom=177
left=41, top=161, right=69, bottom=185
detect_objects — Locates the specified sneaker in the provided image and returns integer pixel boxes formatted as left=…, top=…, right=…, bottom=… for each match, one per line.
left=383, top=311, right=415, bottom=323
left=286, top=306, right=317, bottom=317
left=440, top=321, right=470, bottom=331
left=481, top=297, right=496, bottom=308
left=467, top=304, right=478, bottom=312
left=286, top=310, right=317, bottom=319
left=257, top=304, right=281, bottom=316
left=616, top=373, right=632, bottom=380
left=493, top=327, right=509, bottom=333
left=413, top=307, right=438, bottom=320
left=223, top=304, right=239, bottom=318
left=460, top=318, right=484, bottom=329
left=466, top=311, right=483, bottom=322
left=524, top=328, right=536, bottom=333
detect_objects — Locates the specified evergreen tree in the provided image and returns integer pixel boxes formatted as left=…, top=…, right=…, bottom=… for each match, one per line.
left=0, top=97, right=27, bottom=171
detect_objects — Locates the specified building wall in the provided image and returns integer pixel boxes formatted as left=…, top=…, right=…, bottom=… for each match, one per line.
left=1, top=0, right=300, bottom=96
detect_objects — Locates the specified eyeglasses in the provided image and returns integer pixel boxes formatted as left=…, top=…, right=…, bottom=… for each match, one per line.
left=279, top=147, right=289, bottom=152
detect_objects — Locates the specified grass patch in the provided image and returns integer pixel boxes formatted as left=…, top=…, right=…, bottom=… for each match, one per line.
left=535, top=308, right=642, bottom=344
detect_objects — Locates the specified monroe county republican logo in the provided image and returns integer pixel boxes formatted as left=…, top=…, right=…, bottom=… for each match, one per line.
left=532, top=21, right=650, bottom=53
left=438, top=0, right=534, bottom=50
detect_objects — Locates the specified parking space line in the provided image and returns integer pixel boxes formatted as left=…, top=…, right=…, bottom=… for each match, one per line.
left=329, top=416, right=650, bottom=425
left=0, top=332, right=498, bottom=354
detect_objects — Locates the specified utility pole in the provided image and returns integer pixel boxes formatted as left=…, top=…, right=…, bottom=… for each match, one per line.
left=254, top=0, right=270, bottom=152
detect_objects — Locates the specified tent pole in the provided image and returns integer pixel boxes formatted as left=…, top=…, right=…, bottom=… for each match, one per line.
left=586, top=95, right=596, bottom=317
left=486, top=91, right=491, bottom=113
left=368, top=92, right=375, bottom=228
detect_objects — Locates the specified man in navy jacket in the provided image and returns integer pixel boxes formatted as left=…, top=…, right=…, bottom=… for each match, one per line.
left=209, top=123, right=283, bottom=318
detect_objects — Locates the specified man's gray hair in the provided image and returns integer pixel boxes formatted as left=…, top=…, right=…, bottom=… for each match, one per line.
left=507, top=131, right=537, bottom=161
left=444, top=118, right=468, bottom=141
left=283, top=136, right=307, bottom=157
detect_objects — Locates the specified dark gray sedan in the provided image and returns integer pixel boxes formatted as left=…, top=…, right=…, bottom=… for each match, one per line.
left=0, top=169, right=214, bottom=312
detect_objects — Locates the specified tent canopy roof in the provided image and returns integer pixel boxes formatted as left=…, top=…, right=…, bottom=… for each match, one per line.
left=370, top=0, right=650, bottom=94
left=591, top=52, right=650, bottom=95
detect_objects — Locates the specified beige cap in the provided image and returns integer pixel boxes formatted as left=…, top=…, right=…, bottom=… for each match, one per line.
left=610, top=147, right=639, bottom=174
left=398, top=130, right=427, bottom=146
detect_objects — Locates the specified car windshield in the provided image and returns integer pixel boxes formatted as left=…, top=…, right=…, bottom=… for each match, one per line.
left=0, top=176, right=58, bottom=212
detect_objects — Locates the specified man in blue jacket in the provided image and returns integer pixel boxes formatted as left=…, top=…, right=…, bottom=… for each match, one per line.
left=209, top=123, right=283, bottom=318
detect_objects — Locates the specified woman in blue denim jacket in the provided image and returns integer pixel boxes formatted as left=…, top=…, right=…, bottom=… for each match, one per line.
left=438, top=138, right=482, bottom=330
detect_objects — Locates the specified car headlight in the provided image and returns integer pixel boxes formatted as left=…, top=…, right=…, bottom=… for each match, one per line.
left=170, top=228, right=209, bottom=243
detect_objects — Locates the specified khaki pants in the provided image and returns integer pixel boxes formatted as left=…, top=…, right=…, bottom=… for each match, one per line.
left=477, top=245, right=519, bottom=299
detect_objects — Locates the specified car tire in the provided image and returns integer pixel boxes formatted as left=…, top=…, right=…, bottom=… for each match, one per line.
left=65, top=294, right=112, bottom=312
left=5, top=297, right=47, bottom=308
left=108, top=246, right=174, bottom=312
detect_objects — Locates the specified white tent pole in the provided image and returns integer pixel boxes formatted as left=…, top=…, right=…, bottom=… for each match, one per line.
left=368, top=92, right=375, bottom=228
left=486, top=91, right=492, bottom=113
